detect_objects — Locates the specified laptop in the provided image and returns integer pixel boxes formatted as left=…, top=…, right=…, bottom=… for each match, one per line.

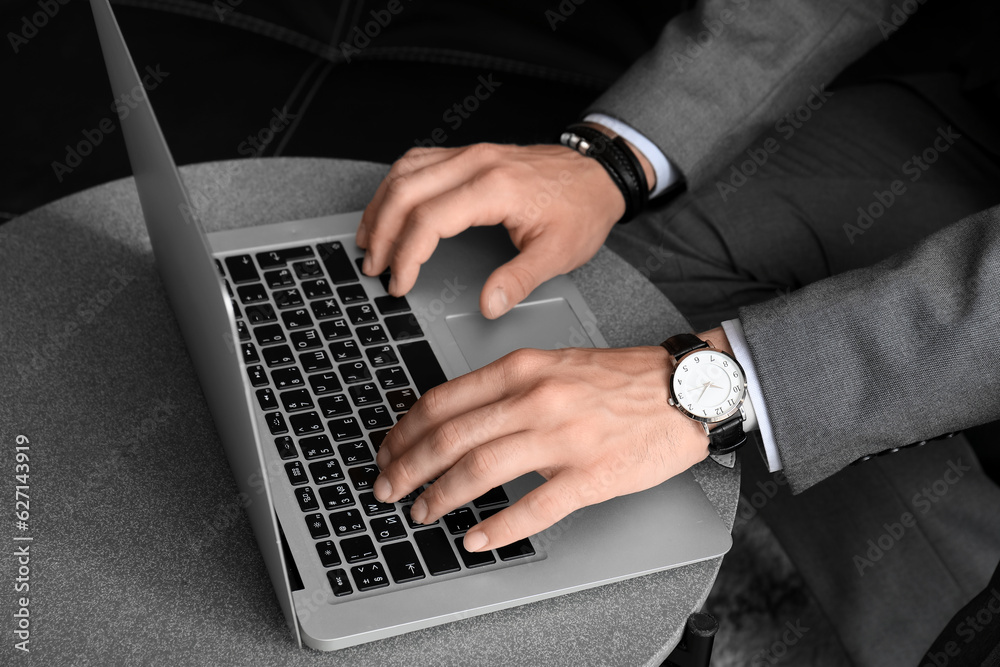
left=89, top=0, right=732, bottom=651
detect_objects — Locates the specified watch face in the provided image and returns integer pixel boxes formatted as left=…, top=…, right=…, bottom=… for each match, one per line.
left=671, top=350, right=747, bottom=423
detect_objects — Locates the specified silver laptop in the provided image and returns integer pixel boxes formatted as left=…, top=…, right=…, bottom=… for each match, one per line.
left=90, top=0, right=731, bottom=651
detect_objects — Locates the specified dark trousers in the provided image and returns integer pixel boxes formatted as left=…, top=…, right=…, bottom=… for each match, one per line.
left=608, top=82, right=1000, bottom=666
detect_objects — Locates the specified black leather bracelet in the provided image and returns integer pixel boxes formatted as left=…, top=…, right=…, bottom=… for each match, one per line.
left=560, top=124, right=649, bottom=223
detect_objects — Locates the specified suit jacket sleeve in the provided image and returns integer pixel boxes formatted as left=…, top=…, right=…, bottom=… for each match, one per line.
left=737, top=205, right=1000, bottom=493
left=584, top=0, right=896, bottom=189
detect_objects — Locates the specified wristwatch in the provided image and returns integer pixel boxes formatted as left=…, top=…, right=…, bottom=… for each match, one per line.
left=661, top=333, right=748, bottom=455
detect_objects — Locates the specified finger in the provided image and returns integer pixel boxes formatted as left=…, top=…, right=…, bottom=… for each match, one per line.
left=363, top=145, right=502, bottom=277
left=410, top=432, right=546, bottom=524
left=374, top=398, right=519, bottom=504
left=386, top=173, right=514, bottom=296
left=357, top=147, right=453, bottom=251
left=479, top=236, right=567, bottom=319
left=462, top=470, right=595, bottom=552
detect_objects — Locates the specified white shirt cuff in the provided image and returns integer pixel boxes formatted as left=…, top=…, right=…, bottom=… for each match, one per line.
left=721, top=319, right=783, bottom=472
left=582, top=113, right=679, bottom=198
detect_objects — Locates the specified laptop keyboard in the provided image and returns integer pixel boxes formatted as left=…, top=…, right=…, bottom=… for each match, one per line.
left=216, top=241, right=536, bottom=598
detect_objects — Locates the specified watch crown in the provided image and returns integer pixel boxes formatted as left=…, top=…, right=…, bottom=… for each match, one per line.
left=668, top=398, right=676, bottom=406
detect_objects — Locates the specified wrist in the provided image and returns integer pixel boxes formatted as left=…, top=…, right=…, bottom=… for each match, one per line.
left=697, top=326, right=734, bottom=357
left=580, top=121, right=656, bottom=192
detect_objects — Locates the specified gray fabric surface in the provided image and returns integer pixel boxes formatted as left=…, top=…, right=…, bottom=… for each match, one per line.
left=0, top=158, right=737, bottom=667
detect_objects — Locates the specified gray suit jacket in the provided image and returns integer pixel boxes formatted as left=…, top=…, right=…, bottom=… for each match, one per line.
left=586, top=0, right=1000, bottom=493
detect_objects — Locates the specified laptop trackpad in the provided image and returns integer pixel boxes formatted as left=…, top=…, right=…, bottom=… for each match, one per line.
left=445, top=299, right=594, bottom=372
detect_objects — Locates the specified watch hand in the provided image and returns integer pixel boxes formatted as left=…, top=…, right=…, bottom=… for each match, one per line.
left=707, top=383, right=723, bottom=390
left=697, top=382, right=711, bottom=402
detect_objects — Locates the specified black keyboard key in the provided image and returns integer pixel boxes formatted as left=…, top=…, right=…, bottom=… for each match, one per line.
left=262, top=344, right=294, bottom=368
left=300, top=434, right=335, bottom=460
left=356, top=324, right=388, bottom=346
left=265, top=411, right=288, bottom=435
left=247, top=365, right=268, bottom=387
left=473, top=487, right=509, bottom=509
left=255, top=388, right=278, bottom=411
left=382, top=542, right=426, bottom=583
left=311, top=298, right=342, bottom=320
left=385, top=313, right=423, bottom=341
left=338, top=441, right=373, bottom=466
left=337, top=284, right=368, bottom=304
left=348, top=464, right=380, bottom=491
left=443, top=507, right=477, bottom=535
left=496, top=539, right=536, bottom=561
left=369, top=429, right=390, bottom=452
left=319, top=483, right=355, bottom=509
left=315, top=540, right=341, bottom=568
left=301, top=278, right=332, bottom=299
left=327, top=569, right=353, bottom=596
left=215, top=259, right=225, bottom=276
left=318, top=241, right=359, bottom=285
left=455, top=537, right=496, bottom=568
left=359, top=405, right=393, bottom=430
left=293, top=259, right=323, bottom=279
left=414, top=528, right=461, bottom=576
left=236, top=320, right=250, bottom=342
left=386, top=388, right=417, bottom=412
left=274, top=436, right=297, bottom=460
left=330, top=340, right=361, bottom=362
left=241, top=343, right=260, bottom=364
left=225, top=255, right=259, bottom=283
left=295, top=486, right=319, bottom=512
left=341, top=535, right=378, bottom=564
left=305, top=513, right=331, bottom=539
left=347, top=304, right=377, bottom=325
left=264, top=268, right=294, bottom=288
left=359, top=492, right=395, bottom=517
left=356, top=258, right=392, bottom=291
left=339, top=360, right=371, bottom=384
left=374, top=294, right=410, bottom=315
left=349, top=382, right=382, bottom=407
left=231, top=299, right=242, bottom=320
left=271, top=366, right=304, bottom=389
left=398, top=341, right=448, bottom=395
left=290, top=328, right=322, bottom=351
left=273, top=288, right=304, bottom=309
left=366, top=345, right=398, bottom=368
left=370, top=514, right=407, bottom=543
left=290, top=411, right=324, bottom=436
left=320, top=318, right=351, bottom=341
left=376, top=367, right=409, bottom=390
left=245, top=303, right=276, bottom=324
left=318, top=394, right=351, bottom=418
left=253, top=323, right=286, bottom=346
left=300, top=349, right=333, bottom=373
left=281, top=308, right=313, bottom=330
left=237, top=283, right=267, bottom=304
left=256, top=246, right=313, bottom=269
left=309, top=371, right=342, bottom=396
left=402, top=503, right=438, bottom=529
left=351, top=562, right=390, bottom=591
left=329, top=417, right=363, bottom=442
left=309, top=458, right=344, bottom=484
left=284, top=460, right=308, bottom=486
left=329, top=508, right=365, bottom=536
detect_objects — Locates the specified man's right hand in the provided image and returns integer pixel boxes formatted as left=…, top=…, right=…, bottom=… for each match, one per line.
left=355, top=143, right=625, bottom=319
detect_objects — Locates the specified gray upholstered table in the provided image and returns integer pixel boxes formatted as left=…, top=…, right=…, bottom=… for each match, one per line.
left=0, top=158, right=738, bottom=667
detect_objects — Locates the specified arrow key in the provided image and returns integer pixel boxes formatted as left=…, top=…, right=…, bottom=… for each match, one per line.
left=382, top=541, right=426, bottom=584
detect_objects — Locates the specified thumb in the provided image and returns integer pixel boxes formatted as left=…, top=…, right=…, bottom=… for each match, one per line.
left=480, top=241, right=561, bottom=319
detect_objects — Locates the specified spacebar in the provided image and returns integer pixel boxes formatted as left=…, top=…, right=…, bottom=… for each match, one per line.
left=398, top=341, right=448, bottom=395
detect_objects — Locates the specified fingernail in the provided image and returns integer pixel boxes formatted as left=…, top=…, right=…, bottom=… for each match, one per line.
left=362, top=253, right=374, bottom=275
left=464, top=531, right=488, bottom=552
left=375, top=447, right=390, bottom=469
left=373, top=475, right=392, bottom=502
left=410, top=497, right=427, bottom=524
left=487, top=286, right=508, bottom=318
